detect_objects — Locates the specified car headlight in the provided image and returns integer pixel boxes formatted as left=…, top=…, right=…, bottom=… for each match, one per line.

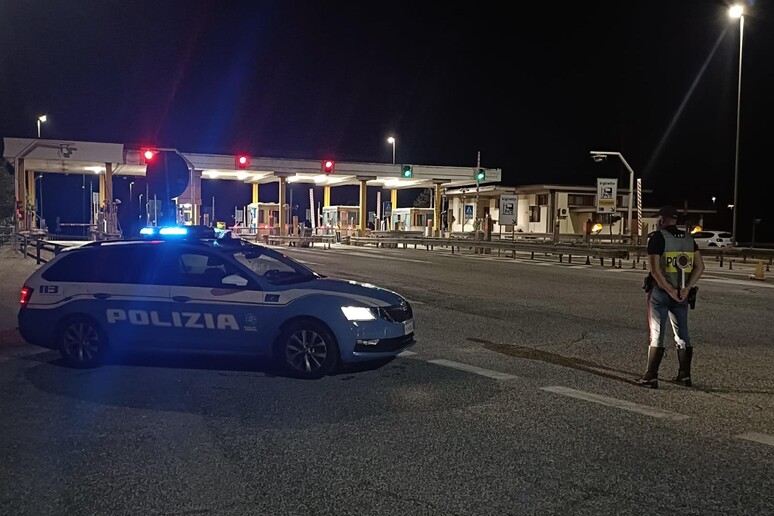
left=341, top=306, right=377, bottom=321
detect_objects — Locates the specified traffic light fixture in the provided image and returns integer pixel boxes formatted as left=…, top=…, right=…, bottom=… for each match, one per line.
left=322, top=159, right=335, bottom=175
left=401, top=165, right=413, bottom=178
left=475, top=168, right=486, bottom=182
left=142, top=149, right=156, bottom=163
left=236, top=155, right=249, bottom=169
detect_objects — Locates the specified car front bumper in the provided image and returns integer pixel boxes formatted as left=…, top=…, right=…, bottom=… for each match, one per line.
left=338, top=318, right=415, bottom=363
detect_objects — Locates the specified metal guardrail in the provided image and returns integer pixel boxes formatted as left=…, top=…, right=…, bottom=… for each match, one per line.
left=701, top=246, right=774, bottom=261
left=624, top=244, right=774, bottom=264
left=360, top=233, right=774, bottom=265
left=350, top=236, right=629, bottom=266
left=10, top=230, right=773, bottom=271
left=0, top=225, right=12, bottom=246
left=264, top=234, right=336, bottom=249
left=451, top=231, right=635, bottom=245
left=15, top=234, right=72, bottom=264
left=352, top=235, right=774, bottom=270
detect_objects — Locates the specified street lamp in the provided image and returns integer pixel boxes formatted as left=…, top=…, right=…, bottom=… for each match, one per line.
left=590, top=151, right=636, bottom=239
left=36, top=115, right=47, bottom=138
left=729, top=4, right=744, bottom=247
left=386, top=136, right=396, bottom=164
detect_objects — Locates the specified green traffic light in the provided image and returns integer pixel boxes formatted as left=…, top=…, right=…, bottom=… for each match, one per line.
left=475, top=169, right=485, bottom=181
left=402, top=165, right=413, bottom=178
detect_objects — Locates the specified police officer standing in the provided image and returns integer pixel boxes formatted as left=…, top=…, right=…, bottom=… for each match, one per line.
left=638, top=206, right=705, bottom=388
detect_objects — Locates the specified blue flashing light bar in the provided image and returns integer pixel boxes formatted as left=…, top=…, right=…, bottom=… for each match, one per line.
left=158, top=227, right=188, bottom=236
left=139, top=225, right=215, bottom=240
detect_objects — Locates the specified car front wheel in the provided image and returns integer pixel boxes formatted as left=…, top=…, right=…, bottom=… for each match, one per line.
left=277, top=321, right=338, bottom=379
left=59, top=316, right=107, bottom=368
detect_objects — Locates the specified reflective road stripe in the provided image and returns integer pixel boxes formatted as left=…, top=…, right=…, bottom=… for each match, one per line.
left=428, top=359, right=518, bottom=380
left=736, top=432, right=774, bottom=447
left=541, top=386, right=690, bottom=421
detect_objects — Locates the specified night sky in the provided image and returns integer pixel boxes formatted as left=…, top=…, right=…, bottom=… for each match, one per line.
left=1, top=1, right=772, bottom=241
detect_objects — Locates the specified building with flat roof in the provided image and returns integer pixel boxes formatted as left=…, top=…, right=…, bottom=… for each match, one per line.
left=444, top=184, right=715, bottom=241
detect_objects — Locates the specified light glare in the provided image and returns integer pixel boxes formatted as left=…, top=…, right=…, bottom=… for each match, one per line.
left=341, top=306, right=376, bottom=321
left=729, top=5, right=744, bottom=18
left=159, top=227, right=188, bottom=236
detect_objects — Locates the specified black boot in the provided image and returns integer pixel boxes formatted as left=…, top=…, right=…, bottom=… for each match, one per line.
left=673, top=347, right=693, bottom=387
left=637, top=347, right=665, bottom=388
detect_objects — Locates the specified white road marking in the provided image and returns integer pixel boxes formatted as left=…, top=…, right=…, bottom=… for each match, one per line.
left=0, top=348, right=50, bottom=364
left=428, top=359, right=518, bottom=380
left=276, top=245, right=430, bottom=263
left=540, top=386, right=690, bottom=421
left=333, top=251, right=431, bottom=264
left=736, top=432, right=774, bottom=447
left=295, top=259, right=322, bottom=266
left=467, top=254, right=594, bottom=268
left=398, top=350, right=417, bottom=357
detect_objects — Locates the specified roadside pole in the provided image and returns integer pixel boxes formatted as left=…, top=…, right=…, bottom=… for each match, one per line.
left=637, top=178, right=642, bottom=245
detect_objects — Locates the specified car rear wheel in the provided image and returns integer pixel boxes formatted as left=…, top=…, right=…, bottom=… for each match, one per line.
left=59, top=316, right=107, bottom=368
left=277, top=321, right=338, bottom=379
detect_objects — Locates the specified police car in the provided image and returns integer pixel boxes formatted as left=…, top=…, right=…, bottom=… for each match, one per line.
left=17, top=226, right=415, bottom=378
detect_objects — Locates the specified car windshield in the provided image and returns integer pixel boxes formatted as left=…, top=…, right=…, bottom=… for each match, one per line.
left=230, top=245, right=320, bottom=285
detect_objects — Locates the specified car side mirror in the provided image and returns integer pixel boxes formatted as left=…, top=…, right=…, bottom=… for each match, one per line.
left=222, top=274, right=248, bottom=287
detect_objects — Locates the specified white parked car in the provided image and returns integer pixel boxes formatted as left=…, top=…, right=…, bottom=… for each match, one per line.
left=691, top=230, right=733, bottom=249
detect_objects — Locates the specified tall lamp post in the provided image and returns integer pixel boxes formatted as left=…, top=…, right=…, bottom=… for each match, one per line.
left=729, top=4, right=744, bottom=247
left=36, top=115, right=47, bottom=138
left=590, top=151, right=636, bottom=239
left=386, top=136, right=396, bottom=164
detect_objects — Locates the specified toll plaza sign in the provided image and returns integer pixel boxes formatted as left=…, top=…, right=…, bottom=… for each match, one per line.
left=499, top=195, right=517, bottom=225
left=596, top=178, right=618, bottom=214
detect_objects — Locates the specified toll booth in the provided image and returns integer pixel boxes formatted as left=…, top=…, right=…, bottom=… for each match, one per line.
left=246, top=202, right=281, bottom=234
left=177, top=203, right=194, bottom=225
left=322, top=205, right=360, bottom=235
left=391, top=207, right=434, bottom=231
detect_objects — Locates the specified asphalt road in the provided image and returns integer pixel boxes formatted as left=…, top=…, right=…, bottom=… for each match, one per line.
left=1, top=243, right=772, bottom=515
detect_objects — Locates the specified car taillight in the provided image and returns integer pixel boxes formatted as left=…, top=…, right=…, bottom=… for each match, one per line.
left=19, top=286, right=32, bottom=306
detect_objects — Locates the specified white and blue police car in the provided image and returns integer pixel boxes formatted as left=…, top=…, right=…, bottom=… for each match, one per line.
left=18, top=227, right=415, bottom=378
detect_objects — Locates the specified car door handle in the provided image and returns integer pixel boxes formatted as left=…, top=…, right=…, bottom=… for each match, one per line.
left=172, top=296, right=191, bottom=303
left=93, top=293, right=111, bottom=299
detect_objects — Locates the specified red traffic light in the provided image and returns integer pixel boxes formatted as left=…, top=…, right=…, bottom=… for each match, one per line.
left=236, top=155, right=249, bottom=169
left=322, top=159, right=335, bottom=175
left=142, top=149, right=156, bottom=163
